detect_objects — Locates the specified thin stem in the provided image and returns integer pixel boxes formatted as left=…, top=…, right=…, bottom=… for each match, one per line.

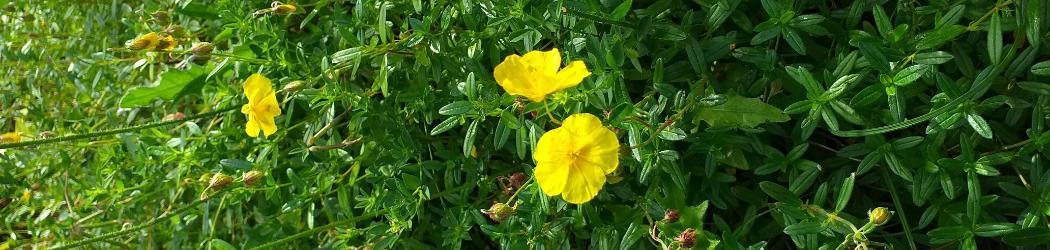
left=247, top=211, right=385, bottom=250
left=543, top=100, right=561, bottom=124
left=51, top=190, right=227, bottom=250
left=0, top=106, right=239, bottom=149
left=506, top=177, right=534, bottom=204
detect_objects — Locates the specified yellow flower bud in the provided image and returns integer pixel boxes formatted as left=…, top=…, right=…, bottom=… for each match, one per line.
left=272, top=4, right=297, bottom=15
left=0, top=132, right=21, bottom=144
left=868, top=207, right=892, bottom=226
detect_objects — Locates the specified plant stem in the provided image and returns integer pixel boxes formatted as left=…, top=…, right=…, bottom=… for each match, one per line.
left=247, top=211, right=385, bottom=250
left=0, top=106, right=238, bottom=149
left=51, top=190, right=227, bottom=250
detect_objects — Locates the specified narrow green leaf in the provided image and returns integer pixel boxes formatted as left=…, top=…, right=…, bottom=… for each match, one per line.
left=893, top=65, right=929, bottom=86
left=759, top=181, right=802, bottom=206
left=697, top=96, right=791, bottom=128
left=782, top=27, right=807, bottom=55
left=785, top=66, right=824, bottom=94
left=463, top=120, right=479, bottom=157
left=610, top=0, right=632, bottom=20
left=120, top=66, right=207, bottom=108
left=1025, top=0, right=1042, bottom=46
left=872, top=5, right=892, bottom=38
left=966, top=113, right=993, bottom=139
left=834, top=173, right=855, bottom=212
left=1031, top=61, right=1050, bottom=76
left=783, top=221, right=824, bottom=235
left=987, top=13, right=1002, bottom=63
left=915, top=25, right=967, bottom=50
left=1003, top=227, right=1050, bottom=246
left=914, top=51, right=954, bottom=65
left=438, top=101, right=474, bottom=115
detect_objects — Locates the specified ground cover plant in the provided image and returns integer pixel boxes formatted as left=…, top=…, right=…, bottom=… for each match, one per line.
left=2, top=0, right=1050, bottom=249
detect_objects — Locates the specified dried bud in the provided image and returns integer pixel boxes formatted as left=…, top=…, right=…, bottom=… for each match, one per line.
left=675, top=228, right=697, bottom=249
left=868, top=207, right=892, bottom=226
left=163, top=112, right=186, bottom=121
left=5, top=3, right=16, bottom=12
left=272, top=4, right=297, bottom=15
left=242, top=170, right=264, bottom=186
left=152, top=10, right=170, bottom=26
left=508, top=172, right=527, bottom=189
left=208, top=173, right=233, bottom=191
left=0, top=197, right=10, bottom=209
left=481, top=202, right=516, bottom=223
left=39, top=131, right=55, bottom=138
left=127, top=32, right=160, bottom=51
left=164, top=25, right=187, bottom=38
left=282, top=80, right=305, bottom=92
left=191, top=42, right=214, bottom=56
left=154, top=35, right=178, bottom=51
left=664, top=209, right=680, bottom=223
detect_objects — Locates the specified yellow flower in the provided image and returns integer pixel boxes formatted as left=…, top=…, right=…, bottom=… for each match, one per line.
left=241, top=74, right=281, bottom=138
left=533, top=113, right=620, bottom=204
left=0, top=132, right=20, bottom=144
left=127, top=32, right=160, bottom=50
left=493, top=48, right=591, bottom=102
left=155, top=35, right=177, bottom=51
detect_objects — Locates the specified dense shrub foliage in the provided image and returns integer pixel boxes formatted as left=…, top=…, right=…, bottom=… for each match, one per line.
left=3, top=0, right=1050, bottom=249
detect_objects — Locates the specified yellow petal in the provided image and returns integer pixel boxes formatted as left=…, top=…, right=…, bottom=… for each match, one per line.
left=520, top=48, right=561, bottom=75
left=561, top=113, right=604, bottom=138
left=255, top=113, right=278, bottom=137
left=257, top=90, right=282, bottom=117
left=534, top=160, right=570, bottom=197
left=495, top=55, right=540, bottom=101
left=560, top=161, right=606, bottom=204
left=581, top=129, right=620, bottom=174
left=554, top=60, right=591, bottom=91
left=243, top=74, right=273, bottom=104
left=241, top=103, right=252, bottom=115
left=244, top=114, right=261, bottom=137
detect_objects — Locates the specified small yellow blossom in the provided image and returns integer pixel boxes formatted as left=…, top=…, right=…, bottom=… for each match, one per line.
left=127, top=32, right=160, bottom=50
left=272, top=4, right=297, bottom=15
left=155, top=35, right=178, bottom=51
left=493, top=48, right=591, bottom=102
left=533, top=113, right=620, bottom=204
left=241, top=74, right=281, bottom=137
left=0, top=132, right=19, bottom=143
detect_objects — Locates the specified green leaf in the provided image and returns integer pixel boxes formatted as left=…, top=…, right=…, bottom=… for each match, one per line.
left=438, top=101, right=474, bottom=115
left=1003, top=227, right=1050, bottom=246
left=914, top=51, right=954, bottom=65
left=785, top=66, right=824, bottom=95
left=463, top=120, right=479, bottom=157
left=783, top=221, right=824, bottom=235
left=119, top=66, right=207, bottom=108
left=1026, top=0, right=1042, bottom=46
left=915, top=25, right=967, bottom=50
left=1017, top=81, right=1050, bottom=95
left=209, top=239, right=237, bottom=250
left=966, top=113, right=993, bottom=139
left=1031, top=61, right=1050, bottom=76
left=610, top=0, right=632, bottom=20
left=927, top=226, right=970, bottom=240
left=782, top=27, right=807, bottom=55
left=698, top=96, right=790, bottom=128
left=872, top=5, right=892, bottom=38
left=678, top=201, right=709, bottom=228
left=893, top=64, right=930, bottom=86
left=658, top=127, right=687, bottom=141
left=987, top=13, right=1002, bottom=63
left=759, top=181, right=802, bottom=206
left=834, top=173, right=855, bottom=212
left=430, top=117, right=461, bottom=135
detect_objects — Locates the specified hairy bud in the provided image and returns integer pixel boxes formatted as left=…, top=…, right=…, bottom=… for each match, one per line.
left=242, top=170, right=264, bottom=186
left=208, top=173, right=233, bottom=191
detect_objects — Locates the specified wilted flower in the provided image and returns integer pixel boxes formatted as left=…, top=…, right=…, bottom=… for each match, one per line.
left=191, top=42, right=214, bottom=56
left=155, top=35, right=178, bottom=51
left=0, top=132, right=20, bottom=143
left=126, top=32, right=160, bottom=50
left=664, top=209, right=680, bottom=223
left=481, top=202, right=517, bottom=223
left=241, top=74, right=282, bottom=138
left=208, top=173, right=234, bottom=191
left=676, top=228, right=697, bottom=248
left=152, top=10, right=170, bottom=26
left=493, top=48, right=591, bottom=102
left=242, top=170, right=264, bottom=186
left=534, top=113, right=620, bottom=204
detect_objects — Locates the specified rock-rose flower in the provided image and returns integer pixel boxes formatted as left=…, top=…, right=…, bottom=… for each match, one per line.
left=533, top=113, right=620, bottom=204
left=493, top=48, right=591, bottom=102
left=241, top=74, right=281, bottom=138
